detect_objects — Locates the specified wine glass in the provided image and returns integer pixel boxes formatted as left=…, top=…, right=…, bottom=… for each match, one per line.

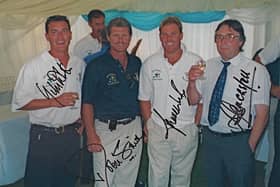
left=184, top=59, right=206, bottom=81
left=197, top=59, right=206, bottom=80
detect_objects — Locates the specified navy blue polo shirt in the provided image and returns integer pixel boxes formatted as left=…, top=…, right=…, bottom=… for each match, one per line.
left=82, top=51, right=141, bottom=120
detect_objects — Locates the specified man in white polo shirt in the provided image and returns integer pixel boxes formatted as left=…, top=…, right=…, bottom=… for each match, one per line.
left=12, top=15, right=85, bottom=187
left=73, top=9, right=106, bottom=63
left=138, top=16, right=202, bottom=187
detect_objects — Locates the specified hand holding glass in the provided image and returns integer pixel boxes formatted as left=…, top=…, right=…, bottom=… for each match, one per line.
left=197, top=60, right=206, bottom=79
left=185, top=60, right=206, bottom=81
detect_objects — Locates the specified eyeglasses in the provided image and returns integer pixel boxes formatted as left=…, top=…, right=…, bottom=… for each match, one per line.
left=215, top=34, right=240, bottom=41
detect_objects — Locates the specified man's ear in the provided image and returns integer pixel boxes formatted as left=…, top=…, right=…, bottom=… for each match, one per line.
left=45, top=33, right=50, bottom=42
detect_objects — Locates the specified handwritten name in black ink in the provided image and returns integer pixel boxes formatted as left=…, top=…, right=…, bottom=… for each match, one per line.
left=153, top=80, right=187, bottom=139
left=169, top=80, right=187, bottom=124
left=105, top=134, right=142, bottom=173
left=36, top=62, right=72, bottom=99
left=221, top=68, right=257, bottom=132
left=95, top=172, right=105, bottom=182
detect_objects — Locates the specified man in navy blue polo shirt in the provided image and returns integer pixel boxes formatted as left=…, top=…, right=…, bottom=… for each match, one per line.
left=82, top=17, right=143, bottom=187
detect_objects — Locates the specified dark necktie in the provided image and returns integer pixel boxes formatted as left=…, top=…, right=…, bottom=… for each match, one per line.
left=208, top=61, right=231, bottom=126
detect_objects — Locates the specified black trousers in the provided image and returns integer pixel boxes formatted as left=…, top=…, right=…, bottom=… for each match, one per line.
left=24, top=124, right=80, bottom=187
left=80, top=131, right=93, bottom=183
left=201, top=127, right=255, bottom=187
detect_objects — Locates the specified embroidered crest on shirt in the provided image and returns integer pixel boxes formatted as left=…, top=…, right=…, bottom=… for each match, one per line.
left=126, top=72, right=139, bottom=88
left=106, top=73, right=120, bottom=86
left=152, top=69, right=162, bottom=80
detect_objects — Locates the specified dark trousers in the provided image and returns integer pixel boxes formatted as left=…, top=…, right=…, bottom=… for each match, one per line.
left=268, top=111, right=280, bottom=187
left=80, top=131, right=93, bottom=183
left=24, top=124, right=80, bottom=187
left=201, top=127, right=255, bottom=187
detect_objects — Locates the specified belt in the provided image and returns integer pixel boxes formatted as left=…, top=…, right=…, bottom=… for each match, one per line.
left=97, top=117, right=136, bottom=131
left=98, top=117, right=136, bottom=125
left=31, top=122, right=79, bottom=134
left=204, top=126, right=251, bottom=137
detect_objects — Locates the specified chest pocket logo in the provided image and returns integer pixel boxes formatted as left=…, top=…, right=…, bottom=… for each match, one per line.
left=126, top=72, right=139, bottom=88
left=106, top=73, right=120, bottom=86
left=152, top=69, right=162, bottom=80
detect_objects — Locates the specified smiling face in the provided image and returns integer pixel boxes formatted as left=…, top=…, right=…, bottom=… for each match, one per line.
left=45, top=21, right=72, bottom=54
left=159, top=23, right=183, bottom=56
left=215, top=25, right=243, bottom=61
left=107, top=26, right=131, bottom=54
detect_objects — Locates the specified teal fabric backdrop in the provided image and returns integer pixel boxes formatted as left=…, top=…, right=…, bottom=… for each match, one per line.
left=82, top=10, right=226, bottom=31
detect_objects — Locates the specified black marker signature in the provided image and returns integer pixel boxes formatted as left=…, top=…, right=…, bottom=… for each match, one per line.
left=220, top=67, right=258, bottom=132
left=64, top=143, right=108, bottom=186
left=91, top=134, right=142, bottom=186
left=65, top=134, right=142, bottom=187
left=106, top=134, right=142, bottom=172
left=153, top=80, right=187, bottom=139
left=36, top=62, right=72, bottom=99
left=221, top=100, right=248, bottom=131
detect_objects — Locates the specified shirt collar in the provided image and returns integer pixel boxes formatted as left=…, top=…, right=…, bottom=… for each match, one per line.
left=159, top=43, right=187, bottom=62
left=42, top=50, right=73, bottom=67
left=220, top=52, right=242, bottom=66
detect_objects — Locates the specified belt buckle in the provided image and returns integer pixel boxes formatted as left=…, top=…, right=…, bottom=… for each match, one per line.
left=54, top=126, right=65, bottom=134
left=109, top=120, right=117, bottom=131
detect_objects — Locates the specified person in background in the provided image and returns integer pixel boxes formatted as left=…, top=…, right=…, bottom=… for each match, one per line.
left=83, top=29, right=110, bottom=64
left=12, top=15, right=85, bottom=187
left=138, top=16, right=201, bottom=187
left=187, top=19, right=271, bottom=187
left=253, top=48, right=274, bottom=187
left=255, top=38, right=280, bottom=187
left=82, top=17, right=143, bottom=187
left=255, top=37, right=280, bottom=64
left=73, top=9, right=106, bottom=63
left=73, top=9, right=106, bottom=183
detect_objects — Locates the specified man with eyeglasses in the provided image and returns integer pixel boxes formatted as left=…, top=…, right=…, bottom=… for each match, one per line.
left=187, top=19, right=271, bottom=187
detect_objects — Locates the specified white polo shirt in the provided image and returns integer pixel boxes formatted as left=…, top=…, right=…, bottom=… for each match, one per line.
left=73, top=34, right=102, bottom=60
left=200, top=53, right=271, bottom=133
left=259, top=36, right=280, bottom=65
left=138, top=44, right=202, bottom=128
left=12, top=51, right=86, bottom=127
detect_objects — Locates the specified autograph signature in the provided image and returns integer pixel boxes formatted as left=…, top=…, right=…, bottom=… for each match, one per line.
left=154, top=80, right=187, bottom=139
left=36, top=61, right=72, bottom=99
left=106, top=134, right=142, bottom=172
left=93, top=134, right=142, bottom=186
left=221, top=68, right=258, bottom=132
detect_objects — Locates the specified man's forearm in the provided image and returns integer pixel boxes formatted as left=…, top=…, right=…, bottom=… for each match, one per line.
left=271, top=84, right=280, bottom=99
left=187, top=81, right=201, bottom=105
left=82, top=103, right=97, bottom=142
left=19, top=98, right=61, bottom=110
left=140, top=100, right=152, bottom=122
left=249, top=104, right=269, bottom=152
